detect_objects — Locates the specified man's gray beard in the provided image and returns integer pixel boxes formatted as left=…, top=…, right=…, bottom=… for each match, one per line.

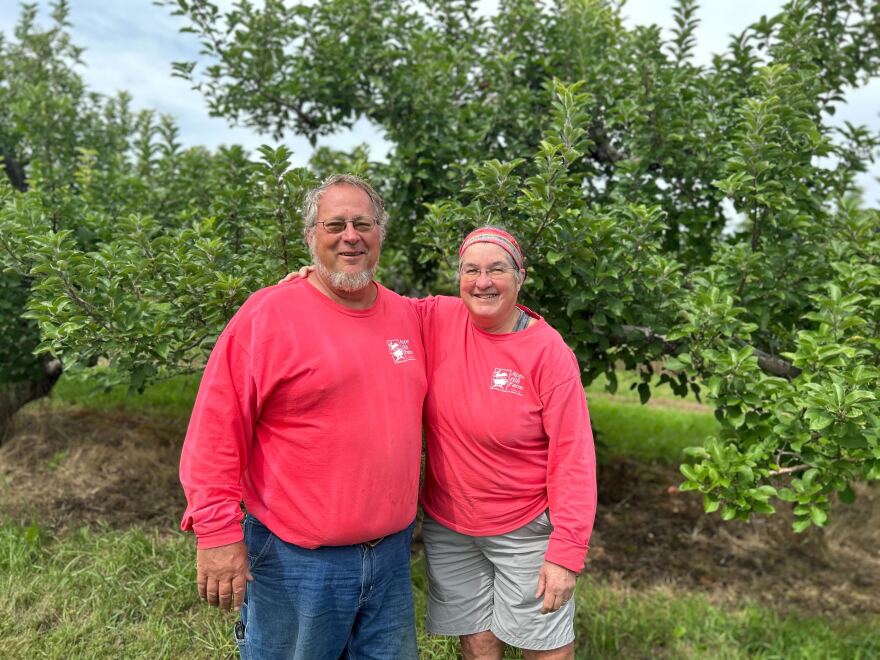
left=312, top=254, right=375, bottom=293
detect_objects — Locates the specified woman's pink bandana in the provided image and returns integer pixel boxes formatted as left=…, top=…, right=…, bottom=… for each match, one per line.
left=458, top=228, right=525, bottom=271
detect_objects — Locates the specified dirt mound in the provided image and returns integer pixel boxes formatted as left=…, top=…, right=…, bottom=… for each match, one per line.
left=589, top=458, right=880, bottom=616
left=0, top=405, right=185, bottom=532
left=2, top=405, right=878, bottom=617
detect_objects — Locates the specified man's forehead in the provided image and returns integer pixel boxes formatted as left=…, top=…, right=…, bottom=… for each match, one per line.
left=319, top=212, right=374, bottom=220
left=317, top=192, right=373, bottom=222
left=320, top=183, right=372, bottom=205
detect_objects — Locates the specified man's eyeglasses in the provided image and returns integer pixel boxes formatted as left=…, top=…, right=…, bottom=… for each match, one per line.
left=459, top=266, right=517, bottom=282
left=317, top=218, right=378, bottom=233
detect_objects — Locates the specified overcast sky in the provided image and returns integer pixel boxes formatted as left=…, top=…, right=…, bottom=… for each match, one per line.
left=1, top=0, right=877, bottom=202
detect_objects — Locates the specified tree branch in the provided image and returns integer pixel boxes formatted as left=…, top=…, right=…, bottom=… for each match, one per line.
left=613, top=324, right=679, bottom=354
left=731, top=338, right=801, bottom=379
left=769, top=464, right=810, bottom=477
left=613, top=324, right=802, bottom=379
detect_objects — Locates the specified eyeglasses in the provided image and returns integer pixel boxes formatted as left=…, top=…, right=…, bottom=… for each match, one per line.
left=317, top=218, right=378, bottom=233
left=459, top=266, right=517, bottom=282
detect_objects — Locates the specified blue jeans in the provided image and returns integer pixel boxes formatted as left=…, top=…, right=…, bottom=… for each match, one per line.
left=235, top=515, right=418, bottom=660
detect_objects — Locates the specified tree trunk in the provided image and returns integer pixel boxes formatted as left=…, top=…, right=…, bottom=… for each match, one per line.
left=0, top=150, right=55, bottom=442
left=1, top=151, right=29, bottom=192
left=0, top=358, right=63, bottom=443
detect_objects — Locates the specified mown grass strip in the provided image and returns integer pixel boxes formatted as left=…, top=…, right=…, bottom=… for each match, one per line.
left=51, top=372, right=201, bottom=419
left=3, top=523, right=877, bottom=659
left=50, top=371, right=719, bottom=467
left=588, top=397, right=718, bottom=465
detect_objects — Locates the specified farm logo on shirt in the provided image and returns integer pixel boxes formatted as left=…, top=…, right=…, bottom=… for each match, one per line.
left=386, top=339, right=415, bottom=364
left=489, top=368, right=525, bottom=396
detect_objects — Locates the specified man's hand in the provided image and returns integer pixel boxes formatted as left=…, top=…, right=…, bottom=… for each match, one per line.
left=197, top=541, right=253, bottom=612
left=535, top=560, right=577, bottom=614
left=278, top=265, right=315, bottom=285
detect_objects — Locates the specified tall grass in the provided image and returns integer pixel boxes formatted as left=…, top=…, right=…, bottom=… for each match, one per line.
left=0, top=522, right=231, bottom=658
left=3, top=522, right=876, bottom=659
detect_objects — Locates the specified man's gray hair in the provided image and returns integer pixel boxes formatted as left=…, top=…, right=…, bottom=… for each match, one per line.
left=302, top=174, right=388, bottom=243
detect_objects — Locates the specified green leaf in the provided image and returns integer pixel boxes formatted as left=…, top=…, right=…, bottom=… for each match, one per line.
left=727, top=407, right=745, bottom=429
left=838, top=484, right=856, bottom=504
left=704, top=495, right=720, bottom=513
left=683, top=446, right=710, bottom=459
left=802, top=468, right=819, bottom=487
left=680, top=464, right=699, bottom=481
left=838, top=435, right=868, bottom=449
left=752, top=501, right=775, bottom=515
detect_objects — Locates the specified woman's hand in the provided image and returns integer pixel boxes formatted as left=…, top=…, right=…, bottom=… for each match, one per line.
left=278, top=264, right=315, bottom=285
left=535, top=560, right=577, bottom=614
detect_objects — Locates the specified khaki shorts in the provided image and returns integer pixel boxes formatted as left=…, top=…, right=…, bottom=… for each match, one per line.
left=422, top=511, right=575, bottom=651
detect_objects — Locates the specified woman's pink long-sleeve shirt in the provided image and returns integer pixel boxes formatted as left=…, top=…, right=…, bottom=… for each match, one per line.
left=417, top=295, right=597, bottom=573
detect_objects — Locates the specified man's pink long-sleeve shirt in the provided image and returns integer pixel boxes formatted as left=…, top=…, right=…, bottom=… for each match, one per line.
left=179, top=279, right=427, bottom=549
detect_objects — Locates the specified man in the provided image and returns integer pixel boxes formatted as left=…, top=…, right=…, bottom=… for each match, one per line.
left=179, top=174, right=426, bottom=659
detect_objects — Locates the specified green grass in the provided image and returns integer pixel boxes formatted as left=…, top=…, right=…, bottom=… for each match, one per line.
left=11, top=373, right=875, bottom=657
left=3, top=522, right=876, bottom=659
left=49, top=369, right=720, bottom=466
left=572, top=577, right=880, bottom=659
left=0, top=522, right=232, bottom=658
left=588, top=397, right=718, bottom=465
left=51, top=371, right=201, bottom=419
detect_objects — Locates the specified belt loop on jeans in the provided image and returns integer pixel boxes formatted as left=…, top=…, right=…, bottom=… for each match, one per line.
left=361, top=536, right=384, bottom=549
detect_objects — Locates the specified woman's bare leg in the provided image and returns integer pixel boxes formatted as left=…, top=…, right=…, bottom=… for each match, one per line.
left=523, top=642, right=575, bottom=660
left=460, top=631, right=504, bottom=660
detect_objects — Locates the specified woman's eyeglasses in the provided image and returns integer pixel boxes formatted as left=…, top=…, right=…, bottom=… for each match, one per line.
left=459, top=266, right=516, bottom=282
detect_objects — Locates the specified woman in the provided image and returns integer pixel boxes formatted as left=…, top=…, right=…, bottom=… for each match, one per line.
left=416, top=227, right=595, bottom=660
left=284, top=227, right=596, bottom=659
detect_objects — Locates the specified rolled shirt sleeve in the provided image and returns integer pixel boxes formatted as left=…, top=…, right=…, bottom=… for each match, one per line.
left=179, top=330, right=258, bottom=549
left=541, top=369, right=597, bottom=573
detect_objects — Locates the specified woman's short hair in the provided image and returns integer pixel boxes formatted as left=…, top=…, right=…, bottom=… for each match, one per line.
left=457, top=225, right=525, bottom=285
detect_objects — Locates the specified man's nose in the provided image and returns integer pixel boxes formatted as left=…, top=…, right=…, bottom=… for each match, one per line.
left=340, top=221, right=360, bottom=242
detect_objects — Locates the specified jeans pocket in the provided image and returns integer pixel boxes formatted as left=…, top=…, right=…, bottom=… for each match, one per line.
left=243, top=515, right=275, bottom=571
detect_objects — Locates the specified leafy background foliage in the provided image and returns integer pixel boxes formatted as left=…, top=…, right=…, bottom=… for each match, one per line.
left=1, top=0, right=879, bottom=530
